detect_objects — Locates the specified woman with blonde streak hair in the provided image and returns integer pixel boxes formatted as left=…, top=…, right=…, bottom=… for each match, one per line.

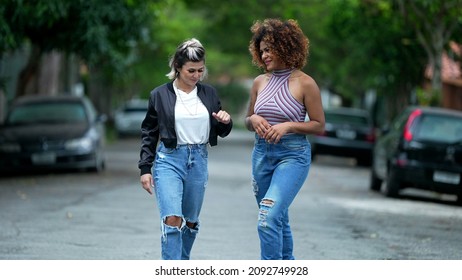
left=139, top=38, right=233, bottom=260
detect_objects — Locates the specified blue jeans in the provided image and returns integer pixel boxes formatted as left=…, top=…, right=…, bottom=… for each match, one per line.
left=252, top=134, right=311, bottom=260
left=153, top=142, right=208, bottom=260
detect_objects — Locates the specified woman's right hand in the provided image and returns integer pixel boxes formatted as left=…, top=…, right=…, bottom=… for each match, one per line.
left=140, top=174, right=154, bottom=195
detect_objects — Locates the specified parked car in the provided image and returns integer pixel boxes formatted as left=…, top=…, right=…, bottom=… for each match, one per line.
left=308, top=107, right=376, bottom=166
left=114, top=99, right=148, bottom=137
left=370, top=106, right=462, bottom=204
left=0, top=95, right=106, bottom=174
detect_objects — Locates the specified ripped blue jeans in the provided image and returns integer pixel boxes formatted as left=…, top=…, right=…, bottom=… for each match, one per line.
left=153, top=142, right=208, bottom=260
left=252, top=134, right=311, bottom=260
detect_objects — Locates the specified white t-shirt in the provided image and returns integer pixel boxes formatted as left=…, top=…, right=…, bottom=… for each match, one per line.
left=173, top=84, right=210, bottom=145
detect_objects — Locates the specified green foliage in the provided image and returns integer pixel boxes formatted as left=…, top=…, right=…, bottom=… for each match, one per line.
left=416, top=87, right=441, bottom=106
left=212, top=82, right=249, bottom=115
left=1, top=0, right=150, bottom=67
left=183, top=0, right=315, bottom=75
left=322, top=0, right=426, bottom=102
left=1, top=0, right=461, bottom=119
left=397, top=0, right=462, bottom=94
left=0, top=4, right=19, bottom=53
left=184, top=0, right=259, bottom=55
left=129, top=0, right=211, bottom=99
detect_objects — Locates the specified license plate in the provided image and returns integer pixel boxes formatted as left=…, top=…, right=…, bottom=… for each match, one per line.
left=336, top=129, right=356, bottom=139
left=32, top=152, right=56, bottom=165
left=433, top=171, right=460, bottom=185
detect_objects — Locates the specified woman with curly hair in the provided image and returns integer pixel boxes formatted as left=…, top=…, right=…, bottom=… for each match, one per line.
left=245, top=18, right=325, bottom=260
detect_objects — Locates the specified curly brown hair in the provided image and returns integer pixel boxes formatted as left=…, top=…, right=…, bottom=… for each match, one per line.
left=249, top=18, right=309, bottom=71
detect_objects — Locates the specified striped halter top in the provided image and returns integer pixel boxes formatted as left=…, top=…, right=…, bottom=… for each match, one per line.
left=254, top=69, right=306, bottom=125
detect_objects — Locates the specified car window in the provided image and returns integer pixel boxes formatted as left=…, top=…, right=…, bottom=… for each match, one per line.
left=7, top=102, right=87, bottom=125
left=326, top=112, right=369, bottom=126
left=415, top=114, right=462, bottom=143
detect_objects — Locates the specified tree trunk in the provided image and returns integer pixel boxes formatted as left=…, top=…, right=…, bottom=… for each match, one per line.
left=38, top=51, right=62, bottom=96
left=430, top=22, right=444, bottom=92
left=16, top=45, right=42, bottom=97
left=87, top=65, right=112, bottom=116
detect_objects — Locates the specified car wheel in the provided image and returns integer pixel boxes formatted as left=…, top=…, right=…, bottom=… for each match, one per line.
left=90, top=160, right=105, bottom=173
left=456, top=193, right=462, bottom=206
left=384, top=167, right=400, bottom=198
left=369, top=169, right=382, bottom=192
left=88, top=153, right=105, bottom=173
left=357, top=156, right=372, bottom=167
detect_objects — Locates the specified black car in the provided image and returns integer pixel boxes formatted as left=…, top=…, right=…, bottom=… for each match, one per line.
left=308, top=107, right=376, bottom=166
left=370, top=106, right=462, bottom=204
left=0, top=95, right=106, bottom=174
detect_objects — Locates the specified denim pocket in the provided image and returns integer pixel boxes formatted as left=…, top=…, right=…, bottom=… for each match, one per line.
left=158, top=145, right=176, bottom=154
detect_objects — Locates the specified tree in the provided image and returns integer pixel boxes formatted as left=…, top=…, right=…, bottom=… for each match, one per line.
left=183, top=0, right=317, bottom=78
left=1, top=0, right=150, bottom=98
left=397, top=0, right=462, bottom=93
left=126, top=0, right=208, bottom=100
left=321, top=0, right=427, bottom=122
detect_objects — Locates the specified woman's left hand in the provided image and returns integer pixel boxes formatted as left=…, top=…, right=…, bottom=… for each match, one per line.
left=212, top=110, right=231, bottom=124
left=263, top=123, right=288, bottom=144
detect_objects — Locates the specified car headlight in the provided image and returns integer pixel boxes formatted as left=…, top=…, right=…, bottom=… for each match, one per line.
left=65, top=137, right=94, bottom=151
left=0, top=143, right=21, bottom=153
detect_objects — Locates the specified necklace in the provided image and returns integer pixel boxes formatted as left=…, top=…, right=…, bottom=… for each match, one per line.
left=174, top=81, right=199, bottom=116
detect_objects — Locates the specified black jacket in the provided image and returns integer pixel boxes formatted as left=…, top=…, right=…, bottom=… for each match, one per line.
left=138, top=81, right=233, bottom=175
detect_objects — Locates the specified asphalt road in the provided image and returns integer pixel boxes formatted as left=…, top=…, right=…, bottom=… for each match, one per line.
left=1, top=130, right=462, bottom=260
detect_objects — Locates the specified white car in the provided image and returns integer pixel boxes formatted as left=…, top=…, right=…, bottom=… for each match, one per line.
left=114, top=99, right=148, bottom=137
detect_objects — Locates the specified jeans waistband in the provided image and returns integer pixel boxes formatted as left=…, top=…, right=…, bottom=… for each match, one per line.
left=176, top=143, right=208, bottom=149
left=255, top=133, right=306, bottom=144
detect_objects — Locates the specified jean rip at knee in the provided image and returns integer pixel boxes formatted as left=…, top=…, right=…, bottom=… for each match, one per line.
left=161, top=215, right=184, bottom=240
left=258, top=199, right=275, bottom=228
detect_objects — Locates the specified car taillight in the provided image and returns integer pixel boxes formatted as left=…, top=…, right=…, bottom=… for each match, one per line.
left=366, top=130, right=376, bottom=142
left=403, top=109, right=422, bottom=142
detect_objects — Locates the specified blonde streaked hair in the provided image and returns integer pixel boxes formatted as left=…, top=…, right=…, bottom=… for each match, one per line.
left=166, top=38, right=208, bottom=80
